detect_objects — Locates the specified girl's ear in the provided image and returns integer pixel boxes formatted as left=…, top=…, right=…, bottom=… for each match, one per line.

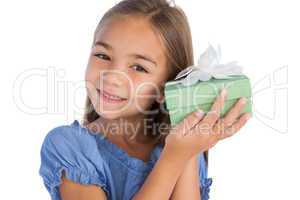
left=155, top=94, right=165, bottom=103
left=155, top=87, right=165, bottom=103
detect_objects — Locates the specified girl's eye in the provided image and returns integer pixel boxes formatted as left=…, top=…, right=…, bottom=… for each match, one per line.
left=132, top=64, right=148, bottom=73
left=93, top=54, right=148, bottom=73
left=94, top=53, right=110, bottom=61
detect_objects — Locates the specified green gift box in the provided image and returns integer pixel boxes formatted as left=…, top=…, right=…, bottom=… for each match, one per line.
left=164, top=75, right=252, bottom=126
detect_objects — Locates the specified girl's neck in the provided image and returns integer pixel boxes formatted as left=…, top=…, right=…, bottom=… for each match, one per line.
left=89, top=113, right=159, bottom=151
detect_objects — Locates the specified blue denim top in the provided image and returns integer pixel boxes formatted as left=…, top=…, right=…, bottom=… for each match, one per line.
left=39, top=120, right=212, bottom=200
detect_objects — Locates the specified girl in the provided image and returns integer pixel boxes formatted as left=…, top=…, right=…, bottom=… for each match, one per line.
left=39, top=0, right=251, bottom=199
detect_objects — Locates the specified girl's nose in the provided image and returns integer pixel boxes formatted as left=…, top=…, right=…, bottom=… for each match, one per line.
left=100, top=68, right=128, bottom=87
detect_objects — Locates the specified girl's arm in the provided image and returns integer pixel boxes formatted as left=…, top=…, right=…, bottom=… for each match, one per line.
left=59, top=171, right=107, bottom=200
left=170, top=155, right=201, bottom=200
left=132, top=146, right=189, bottom=200
left=133, top=90, right=249, bottom=200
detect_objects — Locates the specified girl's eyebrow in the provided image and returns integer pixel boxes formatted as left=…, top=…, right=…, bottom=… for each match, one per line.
left=130, top=54, right=157, bottom=67
left=94, top=40, right=157, bottom=67
left=95, top=40, right=112, bottom=50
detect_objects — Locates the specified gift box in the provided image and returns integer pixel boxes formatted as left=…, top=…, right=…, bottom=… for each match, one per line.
left=164, top=75, right=252, bottom=125
left=164, top=44, right=252, bottom=125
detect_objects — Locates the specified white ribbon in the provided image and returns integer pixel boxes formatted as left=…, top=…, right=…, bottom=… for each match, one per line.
left=173, top=44, right=244, bottom=86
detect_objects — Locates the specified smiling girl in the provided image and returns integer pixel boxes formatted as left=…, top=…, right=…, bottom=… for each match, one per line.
left=39, top=0, right=251, bottom=200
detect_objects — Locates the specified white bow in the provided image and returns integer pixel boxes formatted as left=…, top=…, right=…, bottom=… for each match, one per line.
left=173, top=44, right=244, bottom=86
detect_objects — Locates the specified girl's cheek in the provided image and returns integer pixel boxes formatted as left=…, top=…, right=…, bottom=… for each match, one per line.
left=133, top=84, right=158, bottom=104
left=88, top=55, right=109, bottom=71
left=85, top=66, right=94, bottom=82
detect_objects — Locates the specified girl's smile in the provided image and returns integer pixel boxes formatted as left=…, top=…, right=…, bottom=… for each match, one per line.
left=97, top=88, right=128, bottom=104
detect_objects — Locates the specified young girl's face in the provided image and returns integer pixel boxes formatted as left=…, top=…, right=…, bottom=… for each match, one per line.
left=85, top=16, right=169, bottom=119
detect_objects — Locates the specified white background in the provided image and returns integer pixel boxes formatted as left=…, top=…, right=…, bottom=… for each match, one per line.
left=0, top=0, right=298, bottom=199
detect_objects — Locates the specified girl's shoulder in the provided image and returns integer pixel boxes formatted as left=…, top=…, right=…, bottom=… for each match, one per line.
left=40, top=120, right=100, bottom=156
left=40, top=120, right=106, bottom=168
left=39, top=120, right=110, bottom=199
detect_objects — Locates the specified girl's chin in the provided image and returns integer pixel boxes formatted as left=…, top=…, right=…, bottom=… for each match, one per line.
left=95, top=103, right=129, bottom=118
left=98, top=112, right=122, bottom=120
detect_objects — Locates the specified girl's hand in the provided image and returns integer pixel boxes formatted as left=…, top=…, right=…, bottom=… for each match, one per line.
left=164, top=88, right=252, bottom=162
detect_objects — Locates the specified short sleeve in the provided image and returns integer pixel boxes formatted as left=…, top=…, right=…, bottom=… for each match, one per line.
left=198, top=152, right=213, bottom=200
left=38, top=124, right=110, bottom=200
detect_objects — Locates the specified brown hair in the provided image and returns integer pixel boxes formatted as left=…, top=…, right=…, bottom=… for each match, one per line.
left=82, top=0, right=208, bottom=163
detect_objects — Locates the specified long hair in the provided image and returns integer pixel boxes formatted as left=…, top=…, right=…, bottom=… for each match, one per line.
left=82, top=0, right=208, bottom=164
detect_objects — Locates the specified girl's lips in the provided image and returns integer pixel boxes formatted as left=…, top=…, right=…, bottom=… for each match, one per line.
left=97, top=89, right=127, bottom=103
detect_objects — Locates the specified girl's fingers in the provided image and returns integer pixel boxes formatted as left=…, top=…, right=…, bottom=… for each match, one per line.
left=222, top=97, right=248, bottom=127
left=174, top=108, right=205, bottom=137
left=218, top=112, right=252, bottom=140
left=200, top=88, right=227, bottom=127
left=212, top=118, right=226, bottom=136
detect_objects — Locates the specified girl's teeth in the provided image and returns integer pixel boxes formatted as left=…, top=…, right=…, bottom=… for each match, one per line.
left=103, top=92, right=123, bottom=100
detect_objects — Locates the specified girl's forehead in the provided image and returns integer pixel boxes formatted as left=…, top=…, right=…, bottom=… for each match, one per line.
left=94, top=16, right=166, bottom=61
